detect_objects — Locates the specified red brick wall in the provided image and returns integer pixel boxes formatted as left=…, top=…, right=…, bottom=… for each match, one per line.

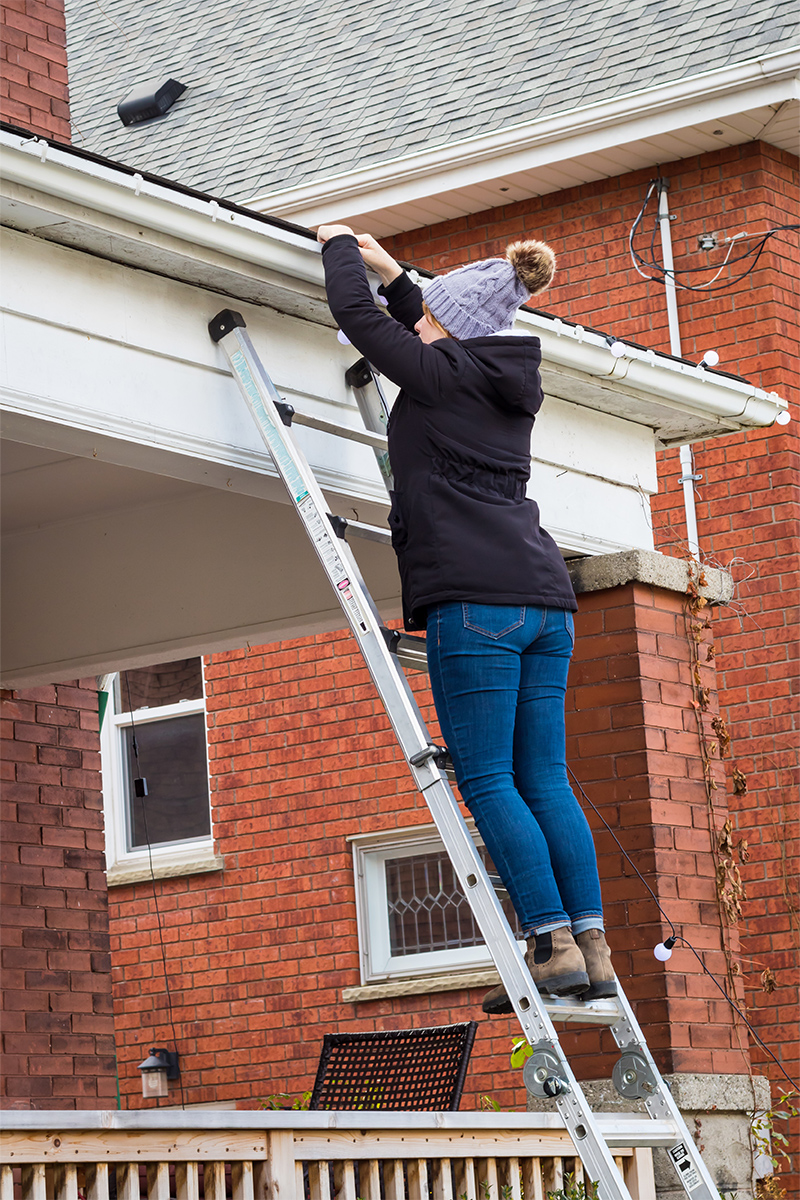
left=0, top=681, right=117, bottom=1109
left=0, top=0, right=71, bottom=141
left=105, top=582, right=747, bottom=1109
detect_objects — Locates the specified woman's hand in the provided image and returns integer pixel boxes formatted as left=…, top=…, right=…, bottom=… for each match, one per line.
left=355, top=234, right=403, bottom=287
left=317, top=224, right=356, bottom=243
left=317, top=226, right=403, bottom=288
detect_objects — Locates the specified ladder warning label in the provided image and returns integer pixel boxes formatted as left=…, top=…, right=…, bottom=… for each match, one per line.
left=299, top=498, right=369, bottom=635
left=668, top=1143, right=702, bottom=1192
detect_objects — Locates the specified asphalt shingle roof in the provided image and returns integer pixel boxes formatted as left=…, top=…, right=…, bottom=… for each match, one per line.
left=64, top=0, right=798, bottom=204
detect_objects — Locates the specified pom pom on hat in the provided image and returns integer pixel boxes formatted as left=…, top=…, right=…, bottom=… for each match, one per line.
left=506, top=240, right=556, bottom=296
left=423, top=238, right=556, bottom=340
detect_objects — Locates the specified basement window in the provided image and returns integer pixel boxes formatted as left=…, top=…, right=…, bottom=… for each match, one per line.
left=100, top=658, right=222, bottom=885
left=351, top=824, right=523, bottom=984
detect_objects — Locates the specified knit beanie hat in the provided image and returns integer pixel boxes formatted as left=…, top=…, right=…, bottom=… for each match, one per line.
left=423, top=241, right=556, bottom=340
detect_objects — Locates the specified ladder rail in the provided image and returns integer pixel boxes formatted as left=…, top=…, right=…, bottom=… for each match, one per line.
left=210, top=309, right=720, bottom=1200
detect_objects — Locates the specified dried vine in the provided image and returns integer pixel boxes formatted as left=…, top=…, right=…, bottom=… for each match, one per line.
left=683, top=564, right=750, bottom=1010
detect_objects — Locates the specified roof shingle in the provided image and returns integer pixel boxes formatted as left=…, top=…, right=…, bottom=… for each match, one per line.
left=64, top=0, right=797, bottom=204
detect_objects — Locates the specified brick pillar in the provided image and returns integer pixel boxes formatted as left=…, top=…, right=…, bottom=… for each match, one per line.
left=561, top=555, right=752, bottom=1082
left=0, top=0, right=71, bottom=141
left=0, top=680, right=117, bottom=1109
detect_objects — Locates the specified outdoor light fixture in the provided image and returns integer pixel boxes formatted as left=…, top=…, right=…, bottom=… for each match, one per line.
left=605, top=335, right=626, bottom=358
left=138, top=1048, right=180, bottom=1098
left=118, top=78, right=186, bottom=127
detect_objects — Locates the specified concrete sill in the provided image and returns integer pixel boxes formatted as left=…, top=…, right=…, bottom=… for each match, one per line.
left=342, top=968, right=499, bottom=1003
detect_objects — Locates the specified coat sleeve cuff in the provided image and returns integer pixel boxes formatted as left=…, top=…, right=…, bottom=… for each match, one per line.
left=320, top=233, right=359, bottom=255
left=378, top=271, right=417, bottom=301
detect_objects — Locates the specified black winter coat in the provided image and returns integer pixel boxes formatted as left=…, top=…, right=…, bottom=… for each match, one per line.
left=321, top=235, right=577, bottom=630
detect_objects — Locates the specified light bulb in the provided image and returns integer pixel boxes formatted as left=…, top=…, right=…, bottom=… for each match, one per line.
left=337, top=329, right=351, bottom=346
left=700, top=349, right=720, bottom=368
left=654, top=934, right=676, bottom=961
left=605, top=336, right=626, bottom=358
left=775, top=410, right=791, bottom=426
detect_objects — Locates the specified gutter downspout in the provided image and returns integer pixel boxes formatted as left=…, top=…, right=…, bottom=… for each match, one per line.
left=657, top=179, right=701, bottom=560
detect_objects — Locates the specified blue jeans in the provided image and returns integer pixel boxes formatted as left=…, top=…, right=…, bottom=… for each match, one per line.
left=426, top=602, right=604, bottom=936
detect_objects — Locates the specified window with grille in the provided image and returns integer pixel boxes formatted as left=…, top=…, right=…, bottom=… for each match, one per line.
left=352, top=826, right=524, bottom=983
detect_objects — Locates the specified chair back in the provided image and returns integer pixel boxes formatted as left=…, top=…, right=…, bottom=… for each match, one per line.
left=309, top=1021, right=478, bottom=1111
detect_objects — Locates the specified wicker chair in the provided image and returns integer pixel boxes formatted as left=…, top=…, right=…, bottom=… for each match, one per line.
left=309, top=1022, right=478, bottom=1112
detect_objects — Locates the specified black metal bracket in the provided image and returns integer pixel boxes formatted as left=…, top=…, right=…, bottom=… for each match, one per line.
left=208, top=309, right=246, bottom=342
left=410, top=744, right=451, bottom=771
left=327, top=513, right=348, bottom=539
left=345, top=357, right=373, bottom=390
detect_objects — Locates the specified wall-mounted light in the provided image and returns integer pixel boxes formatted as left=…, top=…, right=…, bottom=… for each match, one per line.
left=138, top=1048, right=180, bottom=1098
left=118, top=78, right=186, bottom=127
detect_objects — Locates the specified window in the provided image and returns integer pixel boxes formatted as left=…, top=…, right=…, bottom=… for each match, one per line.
left=100, top=658, right=222, bottom=885
left=352, top=824, right=523, bottom=984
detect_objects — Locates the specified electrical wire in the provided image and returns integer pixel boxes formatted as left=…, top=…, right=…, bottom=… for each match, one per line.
left=124, top=675, right=187, bottom=1110
left=567, top=765, right=799, bottom=1093
left=628, top=181, right=800, bottom=294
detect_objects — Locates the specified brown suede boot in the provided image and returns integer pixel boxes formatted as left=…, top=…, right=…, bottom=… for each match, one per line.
left=482, top=927, right=589, bottom=1014
left=575, top=929, right=617, bottom=999
left=527, top=926, right=590, bottom=996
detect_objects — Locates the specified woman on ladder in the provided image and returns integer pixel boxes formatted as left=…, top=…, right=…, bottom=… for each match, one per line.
left=317, top=224, right=616, bottom=1009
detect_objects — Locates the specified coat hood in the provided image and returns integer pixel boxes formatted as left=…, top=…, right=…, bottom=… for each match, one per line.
left=458, top=334, right=544, bottom=415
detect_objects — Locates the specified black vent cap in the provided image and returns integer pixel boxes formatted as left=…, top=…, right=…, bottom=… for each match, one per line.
left=118, top=78, right=186, bottom=127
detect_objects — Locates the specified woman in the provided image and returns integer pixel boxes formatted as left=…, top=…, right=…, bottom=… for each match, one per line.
left=317, top=224, right=616, bottom=1007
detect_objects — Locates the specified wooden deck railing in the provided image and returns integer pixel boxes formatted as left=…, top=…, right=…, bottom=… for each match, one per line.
left=0, top=1111, right=663, bottom=1199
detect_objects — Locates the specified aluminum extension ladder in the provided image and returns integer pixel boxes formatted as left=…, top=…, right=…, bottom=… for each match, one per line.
left=209, top=308, right=719, bottom=1200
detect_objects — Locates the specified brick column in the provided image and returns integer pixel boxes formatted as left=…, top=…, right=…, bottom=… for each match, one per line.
left=0, top=680, right=117, bottom=1109
left=560, top=553, right=751, bottom=1082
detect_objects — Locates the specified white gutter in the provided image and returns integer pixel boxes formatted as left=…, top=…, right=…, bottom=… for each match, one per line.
left=0, top=130, right=323, bottom=287
left=249, top=49, right=800, bottom=221
left=0, top=130, right=787, bottom=433
left=513, top=307, right=786, bottom=433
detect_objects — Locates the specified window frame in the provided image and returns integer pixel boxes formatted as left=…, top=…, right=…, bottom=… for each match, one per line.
left=350, top=822, right=524, bottom=985
left=100, top=665, right=222, bottom=886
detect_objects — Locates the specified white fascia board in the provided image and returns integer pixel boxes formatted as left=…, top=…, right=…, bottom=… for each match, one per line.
left=249, top=49, right=800, bottom=223
left=0, top=130, right=787, bottom=434
left=0, top=129, right=324, bottom=288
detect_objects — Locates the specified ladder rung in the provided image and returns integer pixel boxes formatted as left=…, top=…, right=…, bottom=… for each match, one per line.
left=541, top=994, right=623, bottom=1026
left=385, top=629, right=429, bottom=674
left=594, top=1115, right=679, bottom=1148
left=290, top=408, right=388, bottom=450
left=333, top=517, right=392, bottom=546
